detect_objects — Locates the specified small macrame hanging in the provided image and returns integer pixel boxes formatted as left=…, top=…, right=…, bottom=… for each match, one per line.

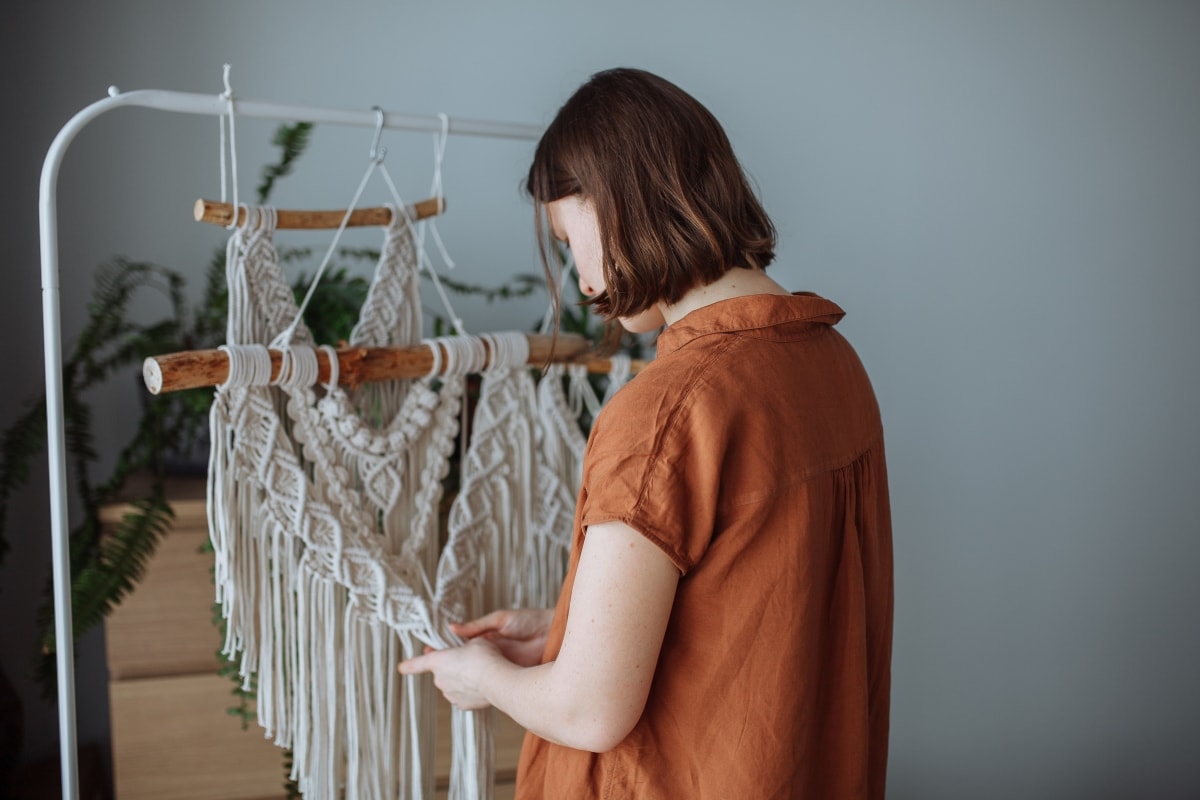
left=210, top=204, right=468, bottom=798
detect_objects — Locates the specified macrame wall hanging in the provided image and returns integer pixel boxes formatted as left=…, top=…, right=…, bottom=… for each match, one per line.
left=204, top=178, right=630, bottom=798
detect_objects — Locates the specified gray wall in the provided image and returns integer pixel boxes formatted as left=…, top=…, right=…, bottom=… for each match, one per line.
left=2, top=2, right=1197, bottom=797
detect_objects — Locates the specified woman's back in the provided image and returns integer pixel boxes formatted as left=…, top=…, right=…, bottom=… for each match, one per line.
left=518, top=292, right=893, bottom=799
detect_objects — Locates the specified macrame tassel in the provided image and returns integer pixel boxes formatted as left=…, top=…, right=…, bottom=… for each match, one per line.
left=294, top=570, right=347, bottom=799
left=256, top=521, right=301, bottom=747
left=449, top=707, right=494, bottom=800
left=255, top=519, right=278, bottom=738
left=290, top=559, right=313, bottom=788
left=207, top=398, right=235, bottom=638
left=398, top=633, right=436, bottom=800
left=343, top=604, right=411, bottom=799
left=343, top=604, right=368, bottom=799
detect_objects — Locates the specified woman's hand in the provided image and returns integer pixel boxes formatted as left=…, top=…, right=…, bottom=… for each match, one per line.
left=398, top=637, right=511, bottom=710
left=450, top=608, right=554, bottom=668
left=401, top=523, right=678, bottom=751
left=396, top=609, right=552, bottom=710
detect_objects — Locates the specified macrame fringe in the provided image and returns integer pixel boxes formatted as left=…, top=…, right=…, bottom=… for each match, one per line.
left=449, top=707, right=494, bottom=800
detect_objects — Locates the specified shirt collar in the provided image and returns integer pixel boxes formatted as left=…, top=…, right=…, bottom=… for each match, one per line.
left=654, top=292, right=846, bottom=357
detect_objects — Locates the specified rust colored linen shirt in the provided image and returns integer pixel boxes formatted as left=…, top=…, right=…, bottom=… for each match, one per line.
left=516, top=293, right=893, bottom=799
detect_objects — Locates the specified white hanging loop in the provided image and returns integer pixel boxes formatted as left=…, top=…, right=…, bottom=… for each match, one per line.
left=368, top=106, right=387, bottom=165
left=425, top=338, right=445, bottom=378
left=272, top=111, right=389, bottom=350
left=430, top=114, right=449, bottom=202
left=274, top=345, right=318, bottom=390
left=271, top=103, right=467, bottom=348
left=318, top=344, right=340, bottom=390
left=419, top=257, right=467, bottom=337
left=377, top=128, right=467, bottom=337
left=218, top=64, right=240, bottom=229
left=424, top=112, right=456, bottom=270
left=483, top=331, right=530, bottom=371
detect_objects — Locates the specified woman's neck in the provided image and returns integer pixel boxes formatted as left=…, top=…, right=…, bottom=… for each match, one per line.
left=659, top=267, right=791, bottom=327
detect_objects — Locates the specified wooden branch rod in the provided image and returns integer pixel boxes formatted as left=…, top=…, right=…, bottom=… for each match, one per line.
left=142, top=333, right=648, bottom=395
left=194, top=195, right=445, bottom=229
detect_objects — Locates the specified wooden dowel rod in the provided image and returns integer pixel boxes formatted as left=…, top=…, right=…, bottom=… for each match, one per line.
left=142, top=333, right=647, bottom=395
left=193, top=196, right=445, bottom=229
left=581, top=356, right=651, bottom=376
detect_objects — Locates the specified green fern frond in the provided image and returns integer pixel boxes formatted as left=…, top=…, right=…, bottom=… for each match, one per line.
left=279, top=246, right=315, bottom=264
left=36, top=495, right=175, bottom=693
left=434, top=271, right=542, bottom=303
left=257, top=122, right=314, bottom=203
left=336, top=246, right=381, bottom=262
left=284, top=749, right=301, bottom=799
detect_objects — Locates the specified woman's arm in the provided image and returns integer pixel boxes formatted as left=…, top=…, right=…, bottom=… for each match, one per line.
left=398, top=520, right=680, bottom=752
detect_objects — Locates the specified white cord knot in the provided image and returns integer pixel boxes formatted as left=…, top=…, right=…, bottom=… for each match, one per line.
left=481, top=331, right=530, bottom=372
left=218, top=344, right=272, bottom=390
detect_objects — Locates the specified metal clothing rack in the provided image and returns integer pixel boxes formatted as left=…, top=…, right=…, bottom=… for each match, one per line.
left=38, top=84, right=542, bottom=800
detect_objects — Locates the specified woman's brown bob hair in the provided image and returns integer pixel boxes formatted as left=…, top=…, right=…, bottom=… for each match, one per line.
left=527, top=68, right=776, bottom=321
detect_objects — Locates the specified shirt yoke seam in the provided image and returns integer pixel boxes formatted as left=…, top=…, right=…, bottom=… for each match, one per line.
left=717, top=430, right=886, bottom=512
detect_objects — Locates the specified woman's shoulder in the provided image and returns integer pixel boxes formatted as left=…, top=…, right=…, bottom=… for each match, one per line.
left=604, top=343, right=715, bottom=410
left=591, top=341, right=738, bottom=455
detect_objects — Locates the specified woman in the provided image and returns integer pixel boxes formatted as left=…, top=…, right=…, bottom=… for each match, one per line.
left=400, top=67, right=893, bottom=799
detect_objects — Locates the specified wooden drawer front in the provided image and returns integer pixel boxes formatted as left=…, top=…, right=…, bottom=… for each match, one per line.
left=104, top=525, right=221, bottom=679
left=109, top=672, right=286, bottom=800
left=111, top=674, right=525, bottom=799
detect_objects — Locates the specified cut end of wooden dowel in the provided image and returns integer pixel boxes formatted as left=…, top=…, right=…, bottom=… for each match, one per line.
left=192, top=198, right=206, bottom=222
left=142, top=358, right=163, bottom=395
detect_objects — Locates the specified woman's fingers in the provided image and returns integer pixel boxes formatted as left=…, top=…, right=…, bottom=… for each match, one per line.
left=397, top=651, right=433, bottom=675
left=452, top=610, right=510, bottom=639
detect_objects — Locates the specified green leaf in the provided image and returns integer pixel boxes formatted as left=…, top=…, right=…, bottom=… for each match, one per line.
left=257, top=122, right=314, bottom=203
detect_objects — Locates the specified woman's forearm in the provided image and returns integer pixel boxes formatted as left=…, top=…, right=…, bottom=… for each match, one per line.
left=483, top=658, right=627, bottom=753
left=401, top=522, right=678, bottom=753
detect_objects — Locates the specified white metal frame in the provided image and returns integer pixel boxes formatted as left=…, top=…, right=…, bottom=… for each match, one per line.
left=38, top=85, right=541, bottom=800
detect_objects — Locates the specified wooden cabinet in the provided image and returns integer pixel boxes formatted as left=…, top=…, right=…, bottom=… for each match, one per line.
left=103, top=478, right=523, bottom=799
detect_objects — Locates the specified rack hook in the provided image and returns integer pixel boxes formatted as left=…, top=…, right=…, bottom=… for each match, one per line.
left=369, top=106, right=387, bottom=164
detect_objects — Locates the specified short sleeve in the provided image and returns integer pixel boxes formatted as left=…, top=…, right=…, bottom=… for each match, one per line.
left=577, top=367, right=727, bottom=574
